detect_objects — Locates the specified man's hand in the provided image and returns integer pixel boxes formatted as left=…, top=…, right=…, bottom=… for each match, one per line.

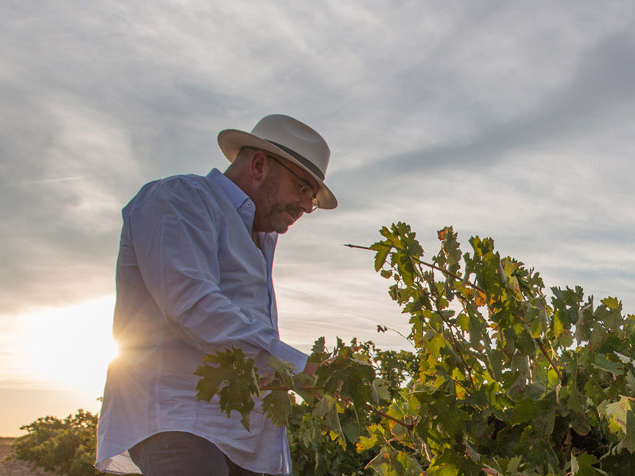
left=303, top=361, right=319, bottom=376
left=258, top=372, right=275, bottom=388
left=259, top=361, right=318, bottom=389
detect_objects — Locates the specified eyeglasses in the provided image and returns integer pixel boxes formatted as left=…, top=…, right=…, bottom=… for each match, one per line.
left=268, top=156, right=319, bottom=212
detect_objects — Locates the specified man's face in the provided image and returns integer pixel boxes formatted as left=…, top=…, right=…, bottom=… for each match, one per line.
left=253, top=156, right=319, bottom=234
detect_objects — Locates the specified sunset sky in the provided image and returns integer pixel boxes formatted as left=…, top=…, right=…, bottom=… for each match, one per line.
left=2, top=1, right=635, bottom=436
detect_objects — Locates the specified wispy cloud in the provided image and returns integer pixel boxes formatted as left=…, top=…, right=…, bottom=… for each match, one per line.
left=1, top=0, right=635, bottom=380
left=21, top=176, right=85, bottom=185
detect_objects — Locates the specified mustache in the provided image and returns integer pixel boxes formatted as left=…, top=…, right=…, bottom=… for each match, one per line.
left=284, top=205, right=303, bottom=221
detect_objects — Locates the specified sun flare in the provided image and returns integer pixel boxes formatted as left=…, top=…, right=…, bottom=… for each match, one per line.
left=8, top=296, right=118, bottom=393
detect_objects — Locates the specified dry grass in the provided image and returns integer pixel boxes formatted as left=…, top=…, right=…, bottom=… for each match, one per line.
left=0, top=439, right=13, bottom=461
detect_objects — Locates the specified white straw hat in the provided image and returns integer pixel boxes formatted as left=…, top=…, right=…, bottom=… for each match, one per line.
left=218, top=114, right=337, bottom=209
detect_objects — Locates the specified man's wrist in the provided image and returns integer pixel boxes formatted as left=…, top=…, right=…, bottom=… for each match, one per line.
left=271, top=340, right=308, bottom=374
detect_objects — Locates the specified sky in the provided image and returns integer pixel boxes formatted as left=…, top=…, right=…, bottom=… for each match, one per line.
left=1, top=1, right=635, bottom=436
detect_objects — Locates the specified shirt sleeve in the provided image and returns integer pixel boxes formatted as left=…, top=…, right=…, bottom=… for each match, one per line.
left=126, top=177, right=308, bottom=373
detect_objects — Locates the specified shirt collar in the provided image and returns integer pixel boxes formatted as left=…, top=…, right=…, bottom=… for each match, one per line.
left=207, top=169, right=277, bottom=246
left=208, top=169, right=251, bottom=210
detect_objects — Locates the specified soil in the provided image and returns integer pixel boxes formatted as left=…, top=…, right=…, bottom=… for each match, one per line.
left=0, top=438, right=60, bottom=476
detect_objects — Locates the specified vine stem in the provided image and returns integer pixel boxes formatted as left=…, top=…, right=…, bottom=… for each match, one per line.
left=410, top=250, right=476, bottom=389
left=419, top=274, right=475, bottom=389
left=519, top=319, right=563, bottom=383
left=371, top=408, right=416, bottom=431
left=429, top=301, right=475, bottom=388
left=536, top=337, right=563, bottom=382
left=259, top=385, right=322, bottom=392
left=377, top=324, right=416, bottom=349
left=343, top=243, right=485, bottom=293
left=258, top=384, right=417, bottom=431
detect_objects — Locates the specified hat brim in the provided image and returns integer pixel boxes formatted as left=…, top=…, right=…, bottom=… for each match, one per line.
left=218, top=129, right=337, bottom=210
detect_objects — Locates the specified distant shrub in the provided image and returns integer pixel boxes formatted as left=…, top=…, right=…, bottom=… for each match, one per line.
left=11, top=409, right=104, bottom=476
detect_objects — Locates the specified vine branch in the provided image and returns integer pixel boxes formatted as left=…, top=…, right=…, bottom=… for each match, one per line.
left=344, top=243, right=485, bottom=293
left=371, top=408, right=416, bottom=431
left=259, top=384, right=417, bottom=431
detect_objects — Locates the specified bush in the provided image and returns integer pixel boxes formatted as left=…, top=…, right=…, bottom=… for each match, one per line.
left=12, top=409, right=104, bottom=476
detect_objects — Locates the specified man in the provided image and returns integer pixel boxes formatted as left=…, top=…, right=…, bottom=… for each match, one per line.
left=95, top=114, right=337, bottom=476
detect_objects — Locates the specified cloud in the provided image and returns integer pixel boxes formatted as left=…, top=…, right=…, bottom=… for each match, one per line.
left=2, top=1, right=635, bottom=321
left=336, top=31, right=635, bottom=187
left=0, top=88, right=139, bottom=313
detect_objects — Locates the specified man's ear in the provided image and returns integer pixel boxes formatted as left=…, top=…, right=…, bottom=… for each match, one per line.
left=250, top=150, right=270, bottom=183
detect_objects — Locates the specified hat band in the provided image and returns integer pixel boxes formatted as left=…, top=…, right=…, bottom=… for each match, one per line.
left=267, top=140, right=325, bottom=181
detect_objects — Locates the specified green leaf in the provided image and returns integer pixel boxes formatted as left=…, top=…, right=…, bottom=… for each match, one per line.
left=380, top=269, right=393, bottom=279
left=570, top=413, right=592, bottom=436
left=456, top=313, right=470, bottom=332
left=396, top=450, right=425, bottom=475
left=195, top=347, right=259, bottom=431
left=593, top=354, right=623, bottom=377
left=371, top=378, right=391, bottom=404
left=312, top=395, right=345, bottom=448
left=511, top=398, right=537, bottom=425
left=625, top=405, right=635, bottom=453
left=595, top=301, right=623, bottom=334
left=372, top=241, right=392, bottom=272
left=438, top=226, right=461, bottom=273
left=554, top=312, right=565, bottom=338
left=567, top=358, right=583, bottom=413
left=604, top=396, right=635, bottom=453
left=529, top=315, right=543, bottom=338
left=468, top=313, right=487, bottom=346
left=485, top=348, right=504, bottom=381
left=261, top=389, right=292, bottom=427
left=357, top=433, right=379, bottom=452
left=534, top=404, right=556, bottom=437
left=571, top=452, right=602, bottom=476
left=514, top=322, right=536, bottom=355
left=404, top=233, right=424, bottom=258
left=341, top=419, right=360, bottom=444
left=627, top=371, right=635, bottom=395
left=507, top=455, right=522, bottom=475
left=311, top=336, right=327, bottom=356
left=427, top=450, right=461, bottom=476
left=425, top=332, right=446, bottom=363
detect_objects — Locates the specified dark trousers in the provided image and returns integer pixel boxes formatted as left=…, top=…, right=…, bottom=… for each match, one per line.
left=129, top=431, right=263, bottom=476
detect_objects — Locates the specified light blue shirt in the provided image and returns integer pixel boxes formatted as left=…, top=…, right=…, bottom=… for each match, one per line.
left=96, top=169, right=307, bottom=475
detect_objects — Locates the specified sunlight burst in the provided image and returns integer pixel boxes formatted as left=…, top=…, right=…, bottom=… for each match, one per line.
left=9, top=296, right=118, bottom=393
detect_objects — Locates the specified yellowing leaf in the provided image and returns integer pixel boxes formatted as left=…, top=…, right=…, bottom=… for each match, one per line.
left=601, top=296, right=620, bottom=310
left=475, top=290, right=487, bottom=307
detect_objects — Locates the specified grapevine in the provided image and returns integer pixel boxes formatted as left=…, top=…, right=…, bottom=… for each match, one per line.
left=196, top=222, right=635, bottom=476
